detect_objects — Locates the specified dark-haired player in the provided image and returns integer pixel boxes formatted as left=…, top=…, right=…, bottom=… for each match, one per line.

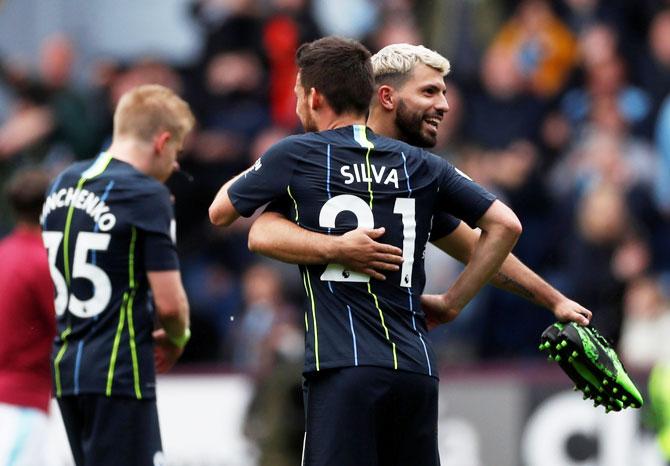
left=248, top=42, right=593, bottom=329
left=209, top=36, right=521, bottom=466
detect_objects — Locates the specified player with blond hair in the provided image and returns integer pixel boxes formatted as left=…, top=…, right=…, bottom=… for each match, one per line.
left=42, top=84, right=194, bottom=466
left=248, top=43, right=592, bottom=328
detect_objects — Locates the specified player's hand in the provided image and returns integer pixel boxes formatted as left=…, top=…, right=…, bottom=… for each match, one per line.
left=152, top=328, right=184, bottom=373
left=552, top=299, right=592, bottom=326
left=333, top=227, right=403, bottom=281
left=420, top=294, right=462, bottom=330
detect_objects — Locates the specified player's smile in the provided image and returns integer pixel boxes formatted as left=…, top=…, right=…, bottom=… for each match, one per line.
left=423, top=114, right=443, bottom=134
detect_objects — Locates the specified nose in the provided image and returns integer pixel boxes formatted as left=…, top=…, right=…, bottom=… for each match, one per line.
left=435, top=94, right=449, bottom=113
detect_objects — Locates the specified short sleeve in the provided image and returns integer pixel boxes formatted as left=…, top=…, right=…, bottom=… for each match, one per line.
left=429, top=154, right=497, bottom=228
left=143, top=230, right=179, bottom=271
left=264, top=197, right=293, bottom=218
left=228, top=138, right=299, bottom=217
left=129, top=185, right=179, bottom=271
left=429, top=212, right=461, bottom=241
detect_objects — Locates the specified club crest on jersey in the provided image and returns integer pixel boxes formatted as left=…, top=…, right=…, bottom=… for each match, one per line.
left=340, top=164, right=399, bottom=189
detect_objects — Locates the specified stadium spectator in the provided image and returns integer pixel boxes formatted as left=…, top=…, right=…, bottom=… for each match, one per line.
left=620, top=275, right=670, bottom=369
left=0, top=168, right=55, bottom=466
left=462, top=44, right=546, bottom=150
left=486, top=0, right=578, bottom=98
left=633, top=8, right=670, bottom=137
left=0, top=34, right=103, bottom=164
left=240, top=264, right=303, bottom=466
left=41, top=84, right=193, bottom=466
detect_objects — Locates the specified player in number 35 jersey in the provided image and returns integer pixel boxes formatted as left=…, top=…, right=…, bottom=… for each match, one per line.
left=228, top=125, right=496, bottom=375
left=40, top=84, right=193, bottom=466
left=41, top=154, right=177, bottom=398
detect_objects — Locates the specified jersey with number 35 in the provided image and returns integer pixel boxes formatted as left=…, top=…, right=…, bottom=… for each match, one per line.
left=40, top=153, right=179, bottom=399
left=229, top=125, right=496, bottom=377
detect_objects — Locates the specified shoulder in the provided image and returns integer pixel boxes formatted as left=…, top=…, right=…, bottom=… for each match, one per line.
left=111, top=161, right=169, bottom=197
left=251, top=134, right=316, bottom=173
left=269, top=133, right=313, bottom=150
left=53, top=159, right=96, bottom=185
left=370, top=133, right=428, bottom=158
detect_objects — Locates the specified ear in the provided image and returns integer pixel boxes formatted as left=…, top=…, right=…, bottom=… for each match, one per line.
left=378, top=85, right=396, bottom=111
left=309, top=87, right=321, bottom=110
left=153, top=131, right=172, bottom=153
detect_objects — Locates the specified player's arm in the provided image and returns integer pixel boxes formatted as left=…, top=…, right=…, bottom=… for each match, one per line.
left=210, top=139, right=298, bottom=227
left=248, top=210, right=403, bottom=280
left=209, top=172, right=244, bottom=227
left=135, top=187, right=192, bottom=373
left=423, top=200, right=522, bottom=328
left=431, top=222, right=591, bottom=325
left=148, top=270, right=190, bottom=373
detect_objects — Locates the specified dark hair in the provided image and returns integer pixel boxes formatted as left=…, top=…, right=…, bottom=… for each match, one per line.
left=374, top=72, right=411, bottom=90
left=296, top=36, right=373, bottom=116
left=6, top=168, right=51, bottom=224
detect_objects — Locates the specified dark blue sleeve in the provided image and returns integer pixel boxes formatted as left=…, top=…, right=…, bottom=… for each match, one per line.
left=130, top=185, right=179, bottom=271
left=264, top=197, right=293, bottom=218
left=228, top=138, right=299, bottom=217
left=429, top=153, right=496, bottom=228
left=429, top=212, right=461, bottom=241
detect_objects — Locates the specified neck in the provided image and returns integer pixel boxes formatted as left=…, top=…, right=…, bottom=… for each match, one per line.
left=105, top=137, right=153, bottom=176
left=367, top=107, right=399, bottom=140
left=317, top=112, right=367, bottom=131
left=15, top=221, right=41, bottom=233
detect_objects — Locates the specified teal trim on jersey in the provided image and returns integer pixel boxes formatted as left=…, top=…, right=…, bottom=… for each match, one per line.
left=352, top=125, right=375, bottom=209
left=54, top=327, right=72, bottom=397
left=106, top=292, right=128, bottom=396
left=81, top=151, right=114, bottom=179
left=62, top=152, right=114, bottom=285
left=304, top=269, right=320, bottom=371
left=287, top=186, right=299, bottom=223
left=352, top=125, right=374, bottom=149
left=126, top=227, right=142, bottom=399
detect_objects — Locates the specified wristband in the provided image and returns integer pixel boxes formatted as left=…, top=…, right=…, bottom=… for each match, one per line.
left=168, top=328, right=191, bottom=348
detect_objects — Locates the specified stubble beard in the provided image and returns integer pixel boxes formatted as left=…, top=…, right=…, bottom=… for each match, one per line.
left=395, top=99, right=437, bottom=148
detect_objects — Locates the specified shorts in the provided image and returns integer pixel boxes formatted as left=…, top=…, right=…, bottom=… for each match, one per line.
left=0, top=402, right=49, bottom=466
left=57, top=394, right=164, bottom=466
left=302, top=366, right=440, bottom=466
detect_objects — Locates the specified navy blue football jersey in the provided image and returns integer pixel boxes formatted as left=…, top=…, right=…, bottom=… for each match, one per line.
left=229, top=125, right=495, bottom=377
left=41, top=152, right=179, bottom=399
left=429, top=212, right=461, bottom=241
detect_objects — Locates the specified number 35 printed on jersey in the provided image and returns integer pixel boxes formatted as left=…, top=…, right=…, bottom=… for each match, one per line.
left=42, top=231, right=112, bottom=318
left=319, top=194, right=416, bottom=287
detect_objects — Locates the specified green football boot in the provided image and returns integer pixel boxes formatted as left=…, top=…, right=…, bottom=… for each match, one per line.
left=540, top=322, right=643, bottom=412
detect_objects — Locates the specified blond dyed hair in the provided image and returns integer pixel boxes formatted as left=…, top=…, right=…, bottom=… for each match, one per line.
left=113, top=84, right=195, bottom=143
left=372, top=44, right=451, bottom=83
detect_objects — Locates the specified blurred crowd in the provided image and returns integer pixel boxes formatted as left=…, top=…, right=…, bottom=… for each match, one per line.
left=2, top=0, right=670, bottom=380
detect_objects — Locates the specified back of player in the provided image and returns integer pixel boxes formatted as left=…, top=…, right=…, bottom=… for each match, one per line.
left=40, top=83, right=194, bottom=466
left=41, top=153, right=175, bottom=464
left=230, top=125, right=495, bottom=377
left=228, top=124, right=495, bottom=465
left=217, top=36, right=508, bottom=466
left=42, top=152, right=176, bottom=399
